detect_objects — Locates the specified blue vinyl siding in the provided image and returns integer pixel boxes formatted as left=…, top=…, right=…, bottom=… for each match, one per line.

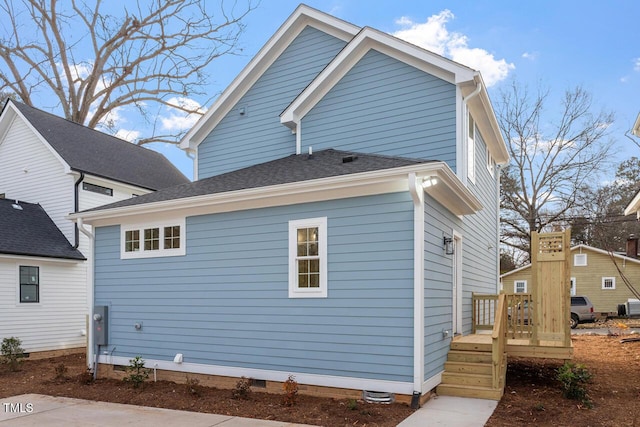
left=197, top=27, right=348, bottom=179
left=94, top=192, right=415, bottom=383
left=300, top=49, right=457, bottom=169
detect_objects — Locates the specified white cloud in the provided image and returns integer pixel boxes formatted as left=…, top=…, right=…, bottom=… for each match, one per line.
left=392, top=10, right=514, bottom=87
left=522, top=52, right=538, bottom=61
left=160, top=97, right=206, bottom=132
left=114, top=128, right=141, bottom=142
left=634, top=58, right=640, bottom=72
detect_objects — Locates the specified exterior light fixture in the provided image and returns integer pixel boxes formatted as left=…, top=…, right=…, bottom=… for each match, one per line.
left=421, top=176, right=438, bottom=188
left=443, top=236, right=454, bottom=255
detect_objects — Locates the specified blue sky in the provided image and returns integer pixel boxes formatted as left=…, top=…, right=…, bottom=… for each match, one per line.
left=151, top=1, right=640, bottom=180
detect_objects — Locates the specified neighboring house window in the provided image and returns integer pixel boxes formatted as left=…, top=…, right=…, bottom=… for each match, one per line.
left=19, top=266, right=39, bottom=303
left=514, top=280, right=527, bottom=293
left=83, top=182, right=113, bottom=197
left=486, top=147, right=496, bottom=177
left=121, top=219, right=185, bottom=259
left=467, top=111, right=476, bottom=183
left=602, top=277, right=616, bottom=290
left=574, top=254, right=587, bottom=266
left=570, top=277, right=576, bottom=296
left=288, top=217, right=327, bottom=298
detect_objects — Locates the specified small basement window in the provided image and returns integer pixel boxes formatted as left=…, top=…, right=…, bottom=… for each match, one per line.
left=121, top=219, right=185, bottom=259
left=602, top=277, right=616, bottom=290
left=83, top=182, right=113, bottom=196
left=514, top=280, right=527, bottom=293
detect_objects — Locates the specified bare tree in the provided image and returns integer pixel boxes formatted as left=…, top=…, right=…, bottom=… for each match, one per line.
left=497, top=82, right=614, bottom=258
left=0, top=0, right=255, bottom=144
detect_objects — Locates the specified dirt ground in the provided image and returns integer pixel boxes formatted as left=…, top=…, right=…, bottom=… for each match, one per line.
left=1, top=326, right=639, bottom=426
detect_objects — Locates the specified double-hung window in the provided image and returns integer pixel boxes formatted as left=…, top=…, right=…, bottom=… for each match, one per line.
left=121, top=219, right=186, bottom=259
left=289, top=217, right=327, bottom=298
left=20, top=266, right=39, bottom=303
left=514, top=280, right=527, bottom=293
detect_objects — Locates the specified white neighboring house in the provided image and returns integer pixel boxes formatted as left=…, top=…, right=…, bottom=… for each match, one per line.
left=0, top=100, right=189, bottom=356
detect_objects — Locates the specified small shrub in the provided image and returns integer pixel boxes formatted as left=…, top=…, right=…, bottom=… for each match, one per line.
left=347, top=399, right=359, bottom=410
left=282, top=374, right=298, bottom=407
left=186, top=376, right=201, bottom=397
left=556, top=362, right=592, bottom=406
left=123, top=356, right=149, bottom=389
left=1, top=337, right=25, bottom=371
left=54, top=363, right=68, bottom=380
left=232, top=376, right=252, bottom=400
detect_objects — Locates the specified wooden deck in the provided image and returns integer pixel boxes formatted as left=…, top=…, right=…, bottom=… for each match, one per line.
left=453, top=333, right=573, bottom=359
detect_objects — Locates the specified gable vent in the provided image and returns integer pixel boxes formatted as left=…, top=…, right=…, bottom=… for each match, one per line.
left=342, top=154, right=358, bottom=163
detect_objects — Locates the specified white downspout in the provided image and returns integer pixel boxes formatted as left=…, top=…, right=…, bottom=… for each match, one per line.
left=408, top=173, right=425, bottom=405
left=295, top=121, right=302, bottom=155
left=78, top=218, right=95, bottom=370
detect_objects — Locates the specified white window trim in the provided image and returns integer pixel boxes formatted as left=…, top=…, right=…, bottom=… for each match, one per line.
left=467, top=110, right=476, bottom=184
left=602, top=277, right=616, bottom=290
left=570, top=277, right=576, bottom=296
left=120, top=218, right=186, bottom=259
left=288, top=217, right=327, bottom=298
left=574, top=253, right=587, bottom=266
left=514, top=280, right=527, bottom=293
left=486, top=147, right=495, bottom=177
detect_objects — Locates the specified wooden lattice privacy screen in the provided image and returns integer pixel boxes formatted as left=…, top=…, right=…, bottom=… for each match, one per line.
left=531, top=229, right=571, bottom=346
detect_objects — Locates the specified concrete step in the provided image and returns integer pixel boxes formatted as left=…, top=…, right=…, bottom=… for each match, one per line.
left=441, top=372, right=493, bottom=388
left=436, top=383, right=504, bottom=400
left=443, top=361, right=492, bottom=375
left=446, top=350, right=493, bottom=364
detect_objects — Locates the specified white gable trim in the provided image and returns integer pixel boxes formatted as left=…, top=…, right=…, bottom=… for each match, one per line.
left=178, top=4, right=359, bottom=153
left=281, top=27, right=475, bottom=129
left=0, top=101, right=72, bottom=174
left=633, top=112, right=640, bottom=137
left=70, top=162, right=482, bottom=227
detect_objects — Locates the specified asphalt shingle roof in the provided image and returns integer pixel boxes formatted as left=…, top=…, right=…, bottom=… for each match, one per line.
left=85, top=149, right=433, bottom=212
left=10, top=101, right=189, bottom=190
left=0, top=198, right=86, bottom=260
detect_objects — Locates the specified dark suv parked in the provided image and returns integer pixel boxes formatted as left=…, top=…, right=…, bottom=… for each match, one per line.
left=570, top=296, right=596, bottom=328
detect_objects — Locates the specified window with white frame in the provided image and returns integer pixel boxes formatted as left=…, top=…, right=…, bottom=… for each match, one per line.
left=19, top=266, right=39, bottom=303
left=570, top=277, right=576, bottom=296
left=514, top=280, right=527, bottom=293
left=486, top=147, right=496, bottom=177
left=602, top=277, right=616, bottom=290
left=288, top=217, right=327, bottom=298
left=121, top=219, right=185, bottom=259
left=574, top=254, right=587, bottom=266
left=467, top=111, right=476, bottom=183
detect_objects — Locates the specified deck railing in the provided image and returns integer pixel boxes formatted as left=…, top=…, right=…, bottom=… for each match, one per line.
left=491, top=293, right=508, bottom=390
left=472, top=292, right=534, bottom=339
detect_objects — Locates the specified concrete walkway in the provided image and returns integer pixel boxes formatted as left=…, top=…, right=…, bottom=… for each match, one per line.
left=1, top=393, right=498, bottom=426
left=398, top=395, right=498, bottom=427
left=0, top=394, right=315, bottom=426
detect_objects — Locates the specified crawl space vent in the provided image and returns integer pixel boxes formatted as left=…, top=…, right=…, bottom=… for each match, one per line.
left=362, top=390, right=395, bottom=404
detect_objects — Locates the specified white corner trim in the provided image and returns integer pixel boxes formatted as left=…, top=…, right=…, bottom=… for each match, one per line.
left=422, top=371, right=443, bottom=395
left=179, top=5, right=359, bottom=151
left=99, top=355, right=414, bottom=395
left=408, top=173, right=425, bottom=393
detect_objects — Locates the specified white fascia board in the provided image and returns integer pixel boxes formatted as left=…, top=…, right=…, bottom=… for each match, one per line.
left=633, top=112, right=640, bottom=137
left=70, top=162, right=481, bottom=227
left=179, top=5, right=359, bottom=151
left=624, top=188, right=640, bottom=216
left=461, top=79, right=509, bottom=165
left=572, top=244, right=640, bottom=266
left=0, top=253, right=83, bottom=264
left=3, top=101, right=72, bottom=174
left=281, top=27, right=476, bottom=128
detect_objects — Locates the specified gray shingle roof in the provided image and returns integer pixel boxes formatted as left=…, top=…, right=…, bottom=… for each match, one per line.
left=85, top=149, right=432, bottom=212
left=10, top=101, right=189, bottom=190
left=0, top=198, right=85, bottom=260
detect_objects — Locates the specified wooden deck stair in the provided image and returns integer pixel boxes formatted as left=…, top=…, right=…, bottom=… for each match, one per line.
left=436, top=337, right=505, bottom=400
